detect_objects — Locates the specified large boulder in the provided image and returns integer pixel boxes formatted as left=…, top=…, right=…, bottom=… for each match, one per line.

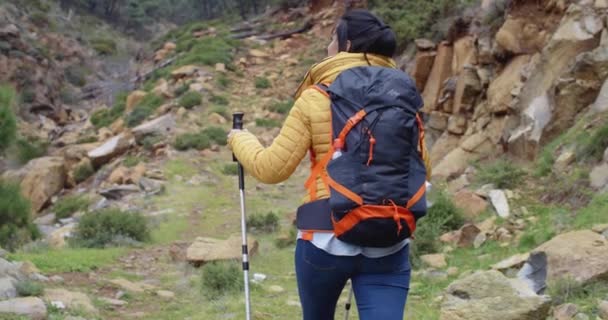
left=0, top=277, right=17, bottom=300
left=422, top=42, right=454, bottom=112
left=87, top=133, right=133, bottom=167
left=412, top=50, right=437, bottom=91
left=487, top=55, right=531, bottom=114
left=131, top=114, right=175, bottom=143
left=453, top=190, right=488, bottom=220
left=44, top=288, right=97, bottom=315
left=534, top=230, right=608, bottom=285
left=495, top=18, right=548, bottom=55
left=20, top=157, right=67, bottom=213
left=440, top=270, right=551, bottom=320
left=0, top=297, right=47, bottom=320
left=187, top=235, right=258, bottom=265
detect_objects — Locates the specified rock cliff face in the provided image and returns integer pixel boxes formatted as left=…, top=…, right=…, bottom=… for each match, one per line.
left=408, top=0, right=608, bottom=180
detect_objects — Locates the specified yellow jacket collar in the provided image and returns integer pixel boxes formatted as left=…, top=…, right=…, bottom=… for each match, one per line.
left=294, top=52, right=397, bottom=99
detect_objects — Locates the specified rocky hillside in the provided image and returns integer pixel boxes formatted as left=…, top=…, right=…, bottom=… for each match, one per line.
left=0, top=0, right=607, bottom=319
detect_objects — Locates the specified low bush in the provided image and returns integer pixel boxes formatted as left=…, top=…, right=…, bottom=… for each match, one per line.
left=254, top=77, right=271, bottom=89
left=255, top=118, right=281, bottom=128
left=142, top=135, right=163, bottom=151
left=71, top=209, right=150, bottom=248
left=209, top=105, right=229, bottom=119
left=0, top=85, right=17, bottom=152
left=179, top=91, right=202, bottom=109
left=73, top=161, right=95, bottom=183
left=173, top=132, right=210, bottom=151
left=13, top=137, right=48, bottom=164
left=123, top=155, right=141, bottom=168
left=176, top=37, right=237, bottom=67
left=247, top=212, right=280, bottom=233
left=90, top=94, right=127, bottom=129
left=0, top=180, right=39, bottom=251
left=216, top=74, right=231, bottom=88
left=210, top=94, right=229, bottom=106
left=410, top=191, right=464, bottom=268
left=476, top=160, right=526, bottom=189
left=202, top=127, right=227, bottom=146
left=200, top=261, right=243, bottom=298
left=268, top=99, right=293, bottom=115
left=174, top=83, right=190, bottom=97
left=53, top=195, right=90, bottom=221
left=15, top=280, right=44, bottom=297
left=91, top=38, right=117, bottom=56
left=577, top=123, right=608, bottom=162
left=125, top=94, right=164, bottom=127
left=221, top=163, right=238, bottom=176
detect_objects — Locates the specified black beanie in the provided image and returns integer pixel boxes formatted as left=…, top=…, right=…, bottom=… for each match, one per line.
left=336, top=9, right=397, bottom=57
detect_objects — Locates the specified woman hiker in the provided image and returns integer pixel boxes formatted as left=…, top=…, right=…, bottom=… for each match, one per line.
left=229, top=9, right=432, bottom=320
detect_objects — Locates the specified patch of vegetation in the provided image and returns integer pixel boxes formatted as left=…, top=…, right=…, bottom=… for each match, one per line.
left=65, top=65, right=88, bottom=87
left=176, top=36, right=237, bottom=67
left=268, top=99, right=293, bottom=115
left=410, top=191, right=464, bottom=268
left=275, top=227, right=297, bottom=249
left=174, top=83, right=190, bottom=97
left=71, top=209, right=150, bottom=248
left=0, top=181, right=39, bottom=251
left=202, top=126, right=227, bottom=146
left=142, top=135, right=163, bottom=151
left=255, top=118, right=281, bottom=128
left=90, top=37, right=117, bottom=56
left=173, top=132, right=210, bottom=151
left=90, top=93, right=127, bottom=129
left=254, top=77, right=271, bottom=89
left=9, top=248, right=125, bottom=273
left=123, top=155, right=141, bottom=168
left=200, top=261, right=243, bottom=299
left=73, top=161, right=95, bottom=183
left=15, top=280, right=44, bottom=297
left=247, top=212, right=280, bottom=233
left=518, top=205, right=566, bottom=251
left=475, top=159, right=526, bottom=189
left=210, top=94, right=229, bottom=106
left=76, top=136, right=98, bottom=144
left=0, top=85, right=17, bottom=152
left=30, top=11, right=51, bottom=28
left=216, top=74, right=231, bottom=88
left=221, top=163, right=238, bottom=176
left=179, top=91, right=202, bottom=109
left=548, top=277, right=608, bottom=313
left=53, top=195, right=90, bottom=221
left=209, top=105, right=229, bottom=119
left=13, top=136, right=48, bottom=164
left=125, top=94, right=164, bottom=127
left=577, top=122, right=608, bottom=162
left=574, top=193, right=608, bottom=229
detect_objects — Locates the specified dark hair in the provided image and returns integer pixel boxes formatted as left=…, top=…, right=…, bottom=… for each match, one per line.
left=336, top=10, right=397, bottom=58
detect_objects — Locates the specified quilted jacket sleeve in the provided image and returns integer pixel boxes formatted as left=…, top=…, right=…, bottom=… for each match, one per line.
left=228, top=91, right=313, bottom=184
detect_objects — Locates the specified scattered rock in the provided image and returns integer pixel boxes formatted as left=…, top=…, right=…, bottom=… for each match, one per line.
left=534, top=230, right=608, bottom=285
left=44, top=288, right=97, bottom=314
left=131, top=114, right=175, bottom=143
left=598, top=300, right=608, bottom=319
left=267, top=285, right=285, bottom=293
left=171, top=65, right=203, bottom=80
left=554, top=149, right=576, bottom=171
left=253, top=273, right=267, bottom=283
left=591, top=224, right=608, bottom=234
left=0, top=297, right=47, bottom=320
left=453, top=190, right=488, bottom=219
left=489, top=190, right=510, bottom=218
left=456, top=224, right=481, bottom=248
left=553, top=303, right=578, bottom=320
left=447, top=267, right=459, bottom=276
left=20, top=157, right=67, bottom=213
left=492, top=253, right=530, bottom=272
left=87, top=134, right=132, bottom=167
left=108, top=166, right=130, bottom=185
left=109, top=278, right=156, bottom=293
left=517, top=252, right=548, bottom=294
left=447, top=115, right=467, bottom=135
left=99, top=297, right=127, bottom=307
left=18, top=261, right=40, bottom=276
left=186, top=235, right=259, bottom=265
left=440, top=270, right=551, bottom=320
left=421, top=253, right=447, bottom=269
left=126, top=91, right=147, bottom=113
left=49, top=223, right=76, bottom=248
left=156, top=290, right=175, bottom=299
left=590, top=163, right=608, bottom=189
left=99, top=184, right=140, bottom=200
left=215, top=63, right=226, bottom=72
left=138, top=177, right=165, bottom=195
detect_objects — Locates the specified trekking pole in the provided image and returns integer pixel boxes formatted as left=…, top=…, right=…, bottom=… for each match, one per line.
left=232, top=112, right=252, bottom=320
left=344, top=280, right=354, bottom=320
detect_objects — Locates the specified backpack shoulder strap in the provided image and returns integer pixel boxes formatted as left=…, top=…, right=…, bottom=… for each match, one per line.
left=305, top=83, right=332, bottom=201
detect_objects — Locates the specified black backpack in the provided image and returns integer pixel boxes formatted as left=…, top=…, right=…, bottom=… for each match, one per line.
left=297, top=66, right=427, bottom=248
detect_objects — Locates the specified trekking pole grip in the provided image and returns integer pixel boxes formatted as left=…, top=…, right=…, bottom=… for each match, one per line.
left=232, top=112, right=244, bottom=163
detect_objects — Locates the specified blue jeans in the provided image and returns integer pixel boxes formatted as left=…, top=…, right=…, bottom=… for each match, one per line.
left=295, top=240, right=411, bottom=320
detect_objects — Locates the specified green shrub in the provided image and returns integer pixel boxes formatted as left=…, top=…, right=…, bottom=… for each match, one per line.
left=73, top=161, right=95, bottom=183
left=275, top=227, right=297, bottom=249
left=15, top=280, right=44, bottom=297
left=202, top=127, right=227, bottom=146
left=174, top=83, right=190, bottom=97
left=91, top=38, right=117, bottom=56
left=53, top=195, right=90, bottom=221
left=254, top=77, right=271, bottom=89
left=0, top=180, right=39, bottom=251
left=142, top=135, right=163, bottom=151
left=410, top=191, right=464, bottom=268
left=247, top=212, right=280, bottom=233
left=221, top=163, right=238, bottom=176
left=125, top=94, right=164, bottom=128
left=268, top=99, right=293, bottom=115
left=216, top=74, right=231, bottom=88
left=90, top=94, right=127, bottom=129
left=200, top=261, right=243, bottom=298
left=178, top=91, right=202, bottom=109
left=65, top=66, right=87, bottom=87
left=20, top=88, right=35, bottom=104
left=123, top=155, right=141, bottom=168
left=255, top=118, right=281, bottom=128
left=210, top=94, right=229, bottom=106
left=176, top=37, right=237, bottom=67
left=577, top=123, right=608, bottom=162
left=209, top=105, right=229, bottom=119
left=13, top=137, right=48, bottom=164
left=30, top=11, right=50, bottom=28
left=76, top=136, right=98, bottom=144
left=476, top=160, right=526, bottom=189
left=71, top=209, right=150, bottom=248
left=0, top=85, right=17, bottom=152
left=535, top=149, right=554, bottom=177
left=173, top=132, right=210, bottom=151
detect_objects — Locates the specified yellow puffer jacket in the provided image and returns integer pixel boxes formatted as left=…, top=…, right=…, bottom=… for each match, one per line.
left=228, top=52, right=431, bottom=203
